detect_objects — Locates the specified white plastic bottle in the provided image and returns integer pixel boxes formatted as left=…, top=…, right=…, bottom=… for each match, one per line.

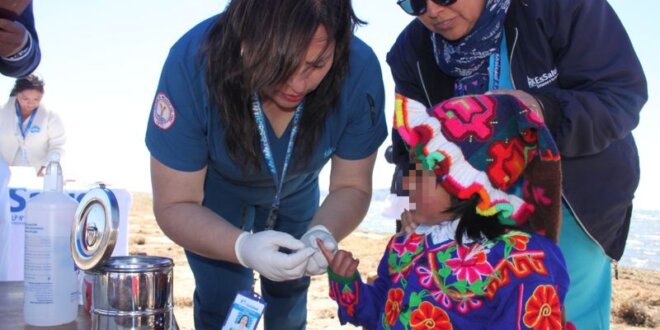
left=23, top=156, right=79, bottom=326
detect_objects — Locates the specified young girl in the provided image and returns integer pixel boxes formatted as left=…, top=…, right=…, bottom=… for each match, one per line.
left=319, top=94, right=572, bottom=329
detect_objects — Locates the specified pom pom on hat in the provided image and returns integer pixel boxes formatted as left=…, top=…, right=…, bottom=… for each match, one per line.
left=394, top=93, right=562, bottom=241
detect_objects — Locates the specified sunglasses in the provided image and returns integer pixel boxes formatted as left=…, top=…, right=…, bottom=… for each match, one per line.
left=397, top=0, right=458, bottom=16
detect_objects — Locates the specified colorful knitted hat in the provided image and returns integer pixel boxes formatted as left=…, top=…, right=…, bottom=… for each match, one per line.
left=393, top=94, right=562, bottom=241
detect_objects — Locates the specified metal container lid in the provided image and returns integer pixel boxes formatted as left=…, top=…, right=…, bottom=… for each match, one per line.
left=101, top=256, right=173, bottom=272
left=71, top=185, right=120, bottom=271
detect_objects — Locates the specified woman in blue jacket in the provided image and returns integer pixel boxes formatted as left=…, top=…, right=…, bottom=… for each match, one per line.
left=386, top=0, right=647, bottom=328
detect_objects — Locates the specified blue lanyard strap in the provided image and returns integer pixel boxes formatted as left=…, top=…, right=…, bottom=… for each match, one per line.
left=488, top=31, right=508, bottom=91
left=251, top=94, right=304, bottom=229
left=15, top=102, right=38, bottom=139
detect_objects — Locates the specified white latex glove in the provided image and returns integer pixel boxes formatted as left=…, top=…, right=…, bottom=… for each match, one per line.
left=234, top=230, right=315, bottom=282
left=300, top=225, right=338, bottom=276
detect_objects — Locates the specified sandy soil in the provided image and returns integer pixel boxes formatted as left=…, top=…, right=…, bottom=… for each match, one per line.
left=126, top=192, right=660, bottom=330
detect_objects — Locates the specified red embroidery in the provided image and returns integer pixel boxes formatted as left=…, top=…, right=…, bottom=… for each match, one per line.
left=385, top=288, right=404, bottom=326
left=523, top=285, right=563, bottom=329
left=410, top=301, right=453, bottom=330
left=487, top=138, right=527, bottom=190
left=484, top=252, right=548, bottom=300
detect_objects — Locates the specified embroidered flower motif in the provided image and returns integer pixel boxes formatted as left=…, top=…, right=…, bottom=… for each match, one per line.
left=392, top=233, right=425, bottom=258
left=445, top=245, right=494, bottom=284
left=523, top=285, right=562, bottom=329
left=385, top=288, right=405, bottom=326
left=415, top=264, right=435, bottom=288
left=429, top=289, right=453, bottom=309
left=410, top=301, right=453, bottom=330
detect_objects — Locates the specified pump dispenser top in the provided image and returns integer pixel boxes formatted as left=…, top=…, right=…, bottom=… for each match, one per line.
left=43, top=153, right=63, bottom=192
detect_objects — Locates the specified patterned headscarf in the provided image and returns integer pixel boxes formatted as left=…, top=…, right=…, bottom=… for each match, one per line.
left=432, top=0, right=511, bottom=96
left=394, top=94, right=562, bottom=241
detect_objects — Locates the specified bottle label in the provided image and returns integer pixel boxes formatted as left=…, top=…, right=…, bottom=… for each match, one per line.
left=24, top=228, right=77, bottom=305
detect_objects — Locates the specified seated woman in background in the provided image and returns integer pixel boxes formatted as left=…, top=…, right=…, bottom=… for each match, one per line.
left=0, top=74, right=66, bottom=176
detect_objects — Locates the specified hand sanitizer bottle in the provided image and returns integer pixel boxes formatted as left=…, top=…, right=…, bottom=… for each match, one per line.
left=23, top=154, right=79, bottom=326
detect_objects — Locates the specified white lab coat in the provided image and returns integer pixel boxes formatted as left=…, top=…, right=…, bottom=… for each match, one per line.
left=0, top=97, right=66, bottom=172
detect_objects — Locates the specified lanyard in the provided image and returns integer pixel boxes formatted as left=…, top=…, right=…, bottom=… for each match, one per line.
left=15, top=102, right=38, bottom=139
left=251, top=94, right=303, bottom=230
left=488, top=31, right=510, bottom=91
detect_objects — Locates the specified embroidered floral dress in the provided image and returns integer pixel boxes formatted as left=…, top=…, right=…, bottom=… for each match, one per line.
left=327, top=223, right=569, bottom=329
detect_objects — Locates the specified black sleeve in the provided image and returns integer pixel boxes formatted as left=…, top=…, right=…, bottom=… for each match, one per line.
left=0, top=3, right=41, bottom=78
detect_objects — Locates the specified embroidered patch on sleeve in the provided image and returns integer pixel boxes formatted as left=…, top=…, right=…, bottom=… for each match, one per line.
left=152, top=93, right=176, bottom=130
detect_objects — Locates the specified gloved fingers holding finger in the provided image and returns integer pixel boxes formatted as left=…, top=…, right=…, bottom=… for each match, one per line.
left=281, top=247, right=315, bottom=271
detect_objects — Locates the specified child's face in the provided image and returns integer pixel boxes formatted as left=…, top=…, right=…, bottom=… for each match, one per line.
left=404, top=161, right=454, bottom=225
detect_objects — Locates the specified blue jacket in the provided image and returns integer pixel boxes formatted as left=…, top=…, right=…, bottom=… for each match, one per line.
left=0, top=3, right=41, bottom=78
left=386, top=0, right=647, bottom=260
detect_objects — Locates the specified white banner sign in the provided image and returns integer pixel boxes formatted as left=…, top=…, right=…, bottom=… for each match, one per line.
left=1, top=186, right=131, bottom=281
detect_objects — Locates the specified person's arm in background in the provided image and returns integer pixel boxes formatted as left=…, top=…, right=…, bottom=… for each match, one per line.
left=37, top=109, right=66, bottom=176
left=0, top=3, right=41, bottom=78
left=527, top=0, right=647, bottom=157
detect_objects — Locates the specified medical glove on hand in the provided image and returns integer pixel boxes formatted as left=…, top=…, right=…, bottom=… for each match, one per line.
left=234, top=230, right=315, bottom=282
left=300, top=225, right=338, bottom=276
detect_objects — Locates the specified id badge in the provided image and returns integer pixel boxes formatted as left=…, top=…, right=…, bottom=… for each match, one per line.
left=220, top=290, right=266, bottom=330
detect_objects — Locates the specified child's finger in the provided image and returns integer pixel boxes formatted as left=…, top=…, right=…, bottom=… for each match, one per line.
left=347, top=258, right=360, bottom=276
left=317, top=238, right=334, bottom=264
left=335, top=251, right=358, bottom=277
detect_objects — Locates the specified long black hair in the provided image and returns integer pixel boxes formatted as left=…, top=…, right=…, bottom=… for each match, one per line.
left=445, top=195, right=520, bottom=245
left=203, top=0, right=364, bottom=171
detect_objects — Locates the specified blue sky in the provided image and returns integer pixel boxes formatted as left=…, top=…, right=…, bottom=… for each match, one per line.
left=1, top=0, right=657, bottom=210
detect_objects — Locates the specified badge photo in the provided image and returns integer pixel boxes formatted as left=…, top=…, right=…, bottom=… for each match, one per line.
left=220, top=291, right=266, bottom=330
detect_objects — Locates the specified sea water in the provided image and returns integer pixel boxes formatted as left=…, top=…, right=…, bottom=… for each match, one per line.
left=325, top=189, right=660, bottom=271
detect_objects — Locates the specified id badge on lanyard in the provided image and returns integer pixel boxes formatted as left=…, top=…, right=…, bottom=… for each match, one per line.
left=220, top=290, right=266, bottom=330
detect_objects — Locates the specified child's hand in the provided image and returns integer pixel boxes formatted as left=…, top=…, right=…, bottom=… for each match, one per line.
left=400, top=209, right=418, bottom=235
left=317, top=238, right=359, bottom=278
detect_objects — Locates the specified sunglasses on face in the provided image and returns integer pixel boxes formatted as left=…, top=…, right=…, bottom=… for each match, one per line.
left=397, top=0, right=458, bottom=16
